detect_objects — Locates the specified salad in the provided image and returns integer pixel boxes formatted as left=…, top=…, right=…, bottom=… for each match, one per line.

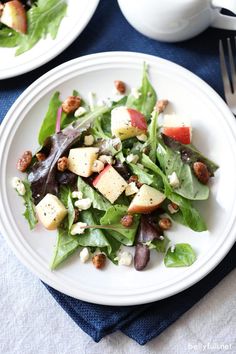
left=13, top=64, right=219, bottom=271
left=0, top=0, right=67, bottom=55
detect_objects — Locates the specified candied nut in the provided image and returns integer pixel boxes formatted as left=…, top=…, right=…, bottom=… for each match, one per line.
left=114, top=80, right=126, bottom=94
left=159, top=217, right=172, bottom=230
left=92, top=254, right=106, bottom=269
left=36, top=152, right=46, bottom=162
left=62, top=96, right=81, bottom=114
left=16, top=151, right=32, bottom=172
left=193, top=162, right=210, bottom=184
left=156, top=99, right=169, bottom=113
left=73, top=208, right=79, bottom=223
left=57, top=157, right=68, bottom=172
left=121, top=214, right=134, bottom=227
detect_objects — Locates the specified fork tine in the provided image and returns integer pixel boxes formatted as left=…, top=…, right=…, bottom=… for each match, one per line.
left=219, top=40, right=232, bottom=96
left=227, top=37, right=236, bottom=92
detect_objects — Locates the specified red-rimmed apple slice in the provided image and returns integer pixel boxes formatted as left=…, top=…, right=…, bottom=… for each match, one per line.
left=111, top=106, right=147, bottom=140
left=128, top=184, right=166, bottom=214
left=1, top=0, right=27, bottom=34
left=163, top=114, right=192, bottom=144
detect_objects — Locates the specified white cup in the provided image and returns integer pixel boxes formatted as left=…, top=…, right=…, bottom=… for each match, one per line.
left=117, top=0, right=236, bottom=42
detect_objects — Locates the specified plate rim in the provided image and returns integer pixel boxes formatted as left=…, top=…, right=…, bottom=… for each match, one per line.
left=0, top=51, right=236, bottom=305
left=0, top=0, right=100, bottom=80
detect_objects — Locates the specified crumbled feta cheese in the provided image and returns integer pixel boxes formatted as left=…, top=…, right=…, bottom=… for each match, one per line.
left=74, top=106, right=87, bottom=117
left=91, top=159, right=105, bottom=173
left=84, top=135, right=94, bottom=146
left=12, top=177, right=26, bottom=196
left=71, top=191, right=83, bottom=199
left=131, top=87, right=141, bottom=99
left=159, top=235, right=164, bottom=240
left=98, top=155, right=113, bottom=165
left=71, top=222, right=87, bottom=235
left=137, top=134, right=147, bottom=142
left=168, top=172, right=180, bottom=188
left=88, top=91, right=96, bottom=111
left=117, top=251, right=133, bottom=266
left=125, top=182, right=139, bottom=196
left=170, top=245, right=176, bottom=253
left=126, top=154, right=139, bottom=164
left=137, top=163, right=144, bottom=170
left=80, top=247, right=90, bottom=263
left=75, top=198, right=92, bottom=210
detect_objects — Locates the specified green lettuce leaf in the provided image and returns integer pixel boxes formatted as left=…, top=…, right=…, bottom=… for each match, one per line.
left=100, top=205, right=140, bottom=246
left=0, top=27, right=21, bottom=47
left=50, top=228, right=79, bottom=270
left=126, top=63, right=157, bottom=119
left=164, top=243, right=197, bottom=267
left=149, top=236, right=170, bottom=253
left=58, top=186, right=75, bottom=230
left=128, top=162, right=163, bottom=190
left=157, top=143, right=209, bottom=201
left=22, top=180, right=38, bottom=230
left=16, top=0, right=67, bottom=55
left=77, top=177, right=111, bottom=211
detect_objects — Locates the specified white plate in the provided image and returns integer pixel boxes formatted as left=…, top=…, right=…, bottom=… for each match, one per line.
left=0, top=0, right=99, bottom=79
left=0, top=52, right=236, bottom=306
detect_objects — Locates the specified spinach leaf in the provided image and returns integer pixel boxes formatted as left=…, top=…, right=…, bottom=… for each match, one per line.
left=167, top=193, right=207, bottom=232
left=0, top=27, right=21, bottom=47
left=157, top=143, right=209, bottom=200
left=38, top=92, right=66, bottom=145
left=79, top=210, right=111, bottom=253
left=77, top=177, right=111, bottom=211
left=162, top=134, right=219, bottom=176
left=92, top=116, right=111, bottom=140
left=147, top=110, right=159, bottom=162
left=164, top=243, right=197, bottom=267
left=21, top=180, right=38, bottom=230
left=126, top=63, right=157, bottom=119
left=100, top=205, right=140, bottom=246
left=16, top=0, right=67, bottom=55
left=141, top=153, right=172, bottom=195
left=50, top=228, right=79, bottom=270
left=149, top=236, right=170, bottom=253
left=128, top=162, right=163, bottom=190
left=141, top=154, right=207, bottom=231
left=58, top=186, right=75, bottom=230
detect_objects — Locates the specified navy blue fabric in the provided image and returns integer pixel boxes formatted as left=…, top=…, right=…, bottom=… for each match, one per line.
left=0, top=0, right=235, bottom=345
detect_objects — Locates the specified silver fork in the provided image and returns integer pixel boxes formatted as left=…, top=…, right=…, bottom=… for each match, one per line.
left=219, top=37, right=236, bottom=115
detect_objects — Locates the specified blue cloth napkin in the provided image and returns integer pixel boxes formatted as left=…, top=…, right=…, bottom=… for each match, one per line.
left=0, top=0, right=235, bottom=345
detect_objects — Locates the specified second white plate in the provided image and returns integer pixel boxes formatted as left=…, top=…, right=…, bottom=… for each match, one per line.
left=0, top=0, right=99, bottom=79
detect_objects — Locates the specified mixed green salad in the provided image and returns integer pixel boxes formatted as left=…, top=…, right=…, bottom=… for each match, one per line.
left=0, top=0, right=67, bottom=55
left=13, top=64, right=219, bottom=271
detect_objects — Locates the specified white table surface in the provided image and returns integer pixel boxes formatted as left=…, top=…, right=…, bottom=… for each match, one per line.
left=1, top=232, right=235, bottom=354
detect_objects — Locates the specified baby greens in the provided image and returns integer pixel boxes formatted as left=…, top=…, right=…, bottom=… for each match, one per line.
left=164, top=243, right=197, bottom=267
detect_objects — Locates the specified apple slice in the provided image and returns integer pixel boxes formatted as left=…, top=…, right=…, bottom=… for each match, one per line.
left=1, top=0, right=27, bottom=34
left=67, top=147, right=99, bottom=177
left=128, top=184, right=165, bottom=214
left=111, top=106, right=147, bottom=140
left=163, top=114, right=192, bottom=144
left=93, top=164, right=128, bottom=203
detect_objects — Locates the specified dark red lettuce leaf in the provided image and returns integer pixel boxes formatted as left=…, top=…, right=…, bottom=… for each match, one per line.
left=28, top=125, right=86, bottom=204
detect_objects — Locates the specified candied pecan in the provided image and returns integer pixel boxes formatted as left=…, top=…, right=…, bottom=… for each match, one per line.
left=193, top=162, right=210, bottom=184
left=121, top=214, right=134, bottom=227
left=159, top=217, right=172, bottom=230
left=62, top=96, right=81, bottom=114
left=92, top=254, right=106, bottom=269
left=57, top=157, right=68, bottom=172
left=114, top=80, right=126, bottom=94
left=16, top=151, right=32, bottom=172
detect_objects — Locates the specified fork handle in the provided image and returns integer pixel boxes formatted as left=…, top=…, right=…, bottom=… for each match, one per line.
left=211, top=0, right=236, bottom=30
